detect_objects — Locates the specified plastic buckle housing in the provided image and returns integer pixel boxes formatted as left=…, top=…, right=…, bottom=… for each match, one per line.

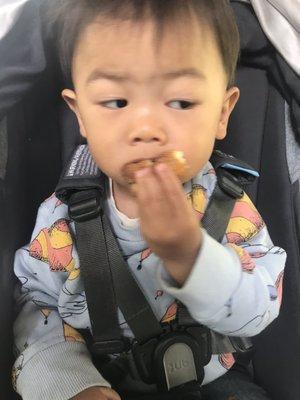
left=132, top=338, right=158, bottom=384
left=218, top=169, right=244, bottom=199
left=132, top=328, right=211, bottom=391
left=69, top=189, right=102, bottom=222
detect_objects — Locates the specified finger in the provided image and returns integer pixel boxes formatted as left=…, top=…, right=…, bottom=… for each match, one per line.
left=134, top=169, right=179, bottom=242
left=154, top=163, right=200, bottom=232
left=134, top=167, right=166, bottom=217
left=154, top=163, right=188, bottom=211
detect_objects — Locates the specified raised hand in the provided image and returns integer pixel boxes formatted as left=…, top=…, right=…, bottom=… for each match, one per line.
left=135, top=163, right=202, bottom=286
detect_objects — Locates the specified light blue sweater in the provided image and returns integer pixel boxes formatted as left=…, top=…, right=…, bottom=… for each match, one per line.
left=13, top=162, right=286, bottom=400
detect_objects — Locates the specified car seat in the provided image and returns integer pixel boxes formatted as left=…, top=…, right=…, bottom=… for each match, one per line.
left=0, top=1, right=299, bottom=399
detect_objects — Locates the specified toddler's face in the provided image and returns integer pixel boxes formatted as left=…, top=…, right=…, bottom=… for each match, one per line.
left=63, top=15, right=239, bottom=193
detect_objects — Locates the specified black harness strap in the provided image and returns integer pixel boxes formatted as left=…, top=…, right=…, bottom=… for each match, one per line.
left=101, top=212, right=164, bottom=343
left=70, top=195, right=163, bottom=353
left=202, top=150, right=257, bottom=242
left=202, top=169, right=243, bottom=242
left=57, top=146, right=125, bottom=353
left=69, top=190, right=125, bottom=354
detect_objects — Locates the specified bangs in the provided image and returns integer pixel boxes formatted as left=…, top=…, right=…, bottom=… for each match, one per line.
left=47, top=0, right=240, bottom=87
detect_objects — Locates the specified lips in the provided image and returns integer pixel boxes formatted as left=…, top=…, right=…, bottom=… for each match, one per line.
left=122, top=150, right=190, bottom=184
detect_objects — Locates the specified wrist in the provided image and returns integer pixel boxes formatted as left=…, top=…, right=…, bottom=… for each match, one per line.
left=163, top=233, right=202, bottom=286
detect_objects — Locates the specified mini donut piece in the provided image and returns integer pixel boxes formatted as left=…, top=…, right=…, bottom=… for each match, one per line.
left=122, top=159, right=154, bottom=183
left=154, top=150, right=190, bottom=182
left=122, top=150, right=190, bottom=184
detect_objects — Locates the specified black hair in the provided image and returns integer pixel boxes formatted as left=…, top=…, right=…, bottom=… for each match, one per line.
left=48, top=0, right=240, bottom=87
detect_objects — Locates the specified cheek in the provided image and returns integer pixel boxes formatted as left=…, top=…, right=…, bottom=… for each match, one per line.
left=183, top=132, right=216, bottom=171
left=81, top=110, right=101, bottom=137
left=87, top=146, right=114, bottom=177
left=80, top=110, right=111, bottom=147
left=79, top=125, right=111, bottom=167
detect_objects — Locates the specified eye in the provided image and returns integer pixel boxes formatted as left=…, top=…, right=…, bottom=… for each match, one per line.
left=101, top=99, right=128, bottom=109
left=168, top=100, right=196, bottom=110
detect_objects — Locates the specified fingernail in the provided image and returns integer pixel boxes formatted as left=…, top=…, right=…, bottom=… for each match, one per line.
left=135, top=168, right=150, bottom=179
left=155, top=163, right=167, bottom=173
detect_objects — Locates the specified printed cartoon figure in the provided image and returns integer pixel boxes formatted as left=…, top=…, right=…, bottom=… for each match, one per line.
left=40, top=309, right=52, bottom=325
left=44, top=193, right=64, bottom=213
left=155, top=290, right=164, bottom=300
left=29, top=218, right=79, bottom=279
left=59, top=287, right=88, bottom=319
left=226, top=193, right=265, bottom=244
left=187, top=184, right=207, bottom=220
left=137, top=248, right=152, bottom=270
left=55, top=199, right=64, bottom=210
left=63, top=323, right=86, bottom=343
left=227, top=243, right=256, bottom=273
left=219, top=353, right=235, bottom=370
left=12, top=355, right=24, bottom=391
left=161, top=302, right=178, bottom=324
left=275, top=270, right=284, bottom=305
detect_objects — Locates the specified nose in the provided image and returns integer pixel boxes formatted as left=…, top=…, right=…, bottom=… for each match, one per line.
left=128, top=127, right=167, bottom=145
left=127, top=104, right=168, bottom=145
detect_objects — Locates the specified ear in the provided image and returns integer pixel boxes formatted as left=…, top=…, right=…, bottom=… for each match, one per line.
left=61, top=89, right=87, bottom=138
left=216, top=86, right=240, bottom=140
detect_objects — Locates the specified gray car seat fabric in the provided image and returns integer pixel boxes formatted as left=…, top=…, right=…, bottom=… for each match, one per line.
left=0, top=116, right=7, bottom=180
left=0, top=0, right=29, bottom=40
left=217, top=69, right=300, bottom=400
left=0, top=0, right=47, bottom=120
left=0, top=2, right=61, bottom=398
left=237, top=0, right=300, bottom=76
left=218, top=4, right=300, bottom=399
left=0, top=1, right=299, bottom=399
left=286, top=103, right=300, bottom=185
left=232, top=0, right=300, bottom=142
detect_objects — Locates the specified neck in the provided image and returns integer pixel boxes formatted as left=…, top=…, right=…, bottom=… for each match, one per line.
left=112, top=181, right=139, bottom=218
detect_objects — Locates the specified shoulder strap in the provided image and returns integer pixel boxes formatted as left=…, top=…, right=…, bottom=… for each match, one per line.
left=202, top=149, right=258, bottom=242
left=56, top=146, right=163, bottom=354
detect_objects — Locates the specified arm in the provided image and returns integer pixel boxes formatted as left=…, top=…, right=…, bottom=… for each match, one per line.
left=135, top=164, right=286, bottom=337
left=13, top=199, right=111, bottom=400
left=157, top=226, right=286, bottom=336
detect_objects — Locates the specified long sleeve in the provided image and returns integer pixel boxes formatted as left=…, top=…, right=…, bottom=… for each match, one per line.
left=157, top=192, right=286, bottom=337
left=13, top=198, right=110, bottom=400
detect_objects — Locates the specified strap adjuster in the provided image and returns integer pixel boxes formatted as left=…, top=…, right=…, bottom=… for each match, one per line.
left=69, top=189, right=102, bottom=222
left=229, top=336, right=253, bottom=353
left=92, top=339, right=129, bottom=355
left=217, top=169, right=244, bottom=199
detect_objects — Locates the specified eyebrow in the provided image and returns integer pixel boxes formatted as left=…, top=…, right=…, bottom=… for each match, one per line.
left=86, top=68, right=206, bottom=85
left=162, top=69, right=206, bottom=81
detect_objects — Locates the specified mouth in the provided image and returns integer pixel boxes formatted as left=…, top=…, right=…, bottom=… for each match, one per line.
left=128, top=155, right=160, bottom=165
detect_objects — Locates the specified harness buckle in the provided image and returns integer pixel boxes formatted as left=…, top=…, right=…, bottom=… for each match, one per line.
left=69, top=189, right=102, bottom=222
left=132, top=327, right=211, bottom=392
left=217, top=169, right=244, bottom=199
